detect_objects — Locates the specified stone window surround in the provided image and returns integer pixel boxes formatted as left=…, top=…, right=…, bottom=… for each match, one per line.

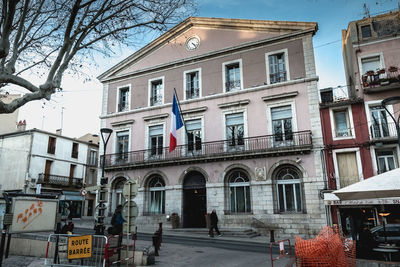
left=145, top=121, right=166, bottom=153
left=116, top=84, right=131, bottom=113
left=148, top=76, right=165, bottom=107
left=370, top=144, right=400, bottom=176
left=112, top=127, right=131, bottom=154
left=265, top=98, right=297, bottom=135
left=364, top=100, right=394, bottom=140
left=222, top=58, right=243, bottom=93
left=329, top=105, right=355, bottom=141
left=332, top=147, right=363, bottom=189
left=265, top=48, right=290, bottom=85
left=183, top=67, right=202, bottom=100
left=357, top=52, right=385, bottom=76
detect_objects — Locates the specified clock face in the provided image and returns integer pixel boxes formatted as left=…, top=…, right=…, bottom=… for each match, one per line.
left=186, top=36, right=200, bottom=51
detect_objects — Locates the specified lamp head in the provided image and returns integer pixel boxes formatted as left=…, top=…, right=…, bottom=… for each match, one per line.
left=382, top=96, right=400, bottom=107
left=100, top=128, right=113, bottom=135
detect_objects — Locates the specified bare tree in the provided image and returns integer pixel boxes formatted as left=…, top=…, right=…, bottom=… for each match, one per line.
left=0, top=0, right=194, bottom=113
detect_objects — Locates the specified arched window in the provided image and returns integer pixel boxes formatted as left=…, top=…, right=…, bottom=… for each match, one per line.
left=148, top=176, right=165, bottom=214
left=228, top=170, right=250, bottom=213
left=275, top=166, right=303, bottom=213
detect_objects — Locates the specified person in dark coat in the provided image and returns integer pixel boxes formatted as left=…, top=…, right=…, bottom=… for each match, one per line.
left=209, top=209, right=221, bottom=237
left=110, top=205, right=124, bottom=235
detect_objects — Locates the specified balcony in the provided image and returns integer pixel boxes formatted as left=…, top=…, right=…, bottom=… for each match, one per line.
left=37, top=173, right=83, bottom=188
left=362, top=67, right=400, bottom=93
left=369, top=121, right=398, bottom=140
left=102, top=131, right=312, bottom=170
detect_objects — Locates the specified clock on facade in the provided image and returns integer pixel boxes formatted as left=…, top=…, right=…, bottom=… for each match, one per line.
left=185, top=36, right=200, bottom=51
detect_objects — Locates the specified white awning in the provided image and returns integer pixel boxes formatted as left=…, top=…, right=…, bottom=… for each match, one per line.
left=324, top=193, right=400, bottom=206
left=332, top=168, right=400, bottom=201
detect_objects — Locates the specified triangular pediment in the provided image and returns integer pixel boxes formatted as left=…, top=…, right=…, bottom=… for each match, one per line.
left=98, top=17, right=317, bottom=82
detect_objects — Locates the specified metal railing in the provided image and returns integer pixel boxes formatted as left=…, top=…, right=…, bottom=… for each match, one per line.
left=186, top=88, right=200, bottom=99
left=369, top=121, right=398, bottom=139
left=362, top=67, right=400, bottom=88
left=38, top=173, right=83, bottom=187
left=150, top=95, right=163, bottom=106
left=102, top=131, right=312, bottom=168
left=225, top=80, right=241, bottom=91
left=270, top=71, right=287, bottom=84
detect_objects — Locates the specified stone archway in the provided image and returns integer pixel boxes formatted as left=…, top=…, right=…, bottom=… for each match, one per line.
left=182, top=171, right=207, bottom=228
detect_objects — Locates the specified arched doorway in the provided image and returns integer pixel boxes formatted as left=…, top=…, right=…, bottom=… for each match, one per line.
left=183, top=171, right=206, bottom=228
left=111, top=177, right=127, bottom=213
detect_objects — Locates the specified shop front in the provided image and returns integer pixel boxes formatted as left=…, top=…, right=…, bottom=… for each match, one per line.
left=60, top=191, right=84, bottom=218
left=325, top=194, right=400, bottom=260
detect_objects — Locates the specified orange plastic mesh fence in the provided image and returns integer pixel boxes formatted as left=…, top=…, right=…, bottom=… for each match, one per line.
left=295, top=226, right=356, bottom=267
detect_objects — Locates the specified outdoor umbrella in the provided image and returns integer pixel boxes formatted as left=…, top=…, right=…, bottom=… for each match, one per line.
left=333, top=168, right=400, bottom=200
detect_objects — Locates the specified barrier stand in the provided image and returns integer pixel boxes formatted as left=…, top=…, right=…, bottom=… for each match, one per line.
left=270, top=239, right=292, bottom=267
left=106, top=233, right=137, bottom=266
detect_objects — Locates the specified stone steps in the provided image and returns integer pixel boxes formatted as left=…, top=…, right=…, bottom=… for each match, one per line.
left=169, top=228, right=260, bottom=238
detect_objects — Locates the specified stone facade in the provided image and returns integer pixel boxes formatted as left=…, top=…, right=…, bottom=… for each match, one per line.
left=99, top=17, right=327, bottom=240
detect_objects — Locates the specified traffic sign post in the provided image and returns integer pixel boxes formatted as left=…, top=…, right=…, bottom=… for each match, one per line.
left=121, top=179, right=138, bottom=260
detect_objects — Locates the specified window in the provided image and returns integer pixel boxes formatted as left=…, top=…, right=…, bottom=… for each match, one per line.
left=150, top=79, right=163, bottom=106
left=186, top=119, right=202, bottom=153
left=71, top=142, right=79, bottom=158
left=116, top=131, right=129, bottom=161
left=336, top=151, right=360, bottom=188
left=228, top=170, right=250, bottom=213
left=149, top=125, right=163, bottom=156
left=89, top=150, right=97, bottom=166
left=271, top=106, right=292, bottom=142
left=148, top=176, right=165, bottom=214
left=69, top=164, right=76, bottom=185
left=118, top=86, right=129, bottom=112
left=333, top=109, right=352, bottom=137
left=47, top=136, right=56, bottom=154
left=223, top=60, right=242, bottom=92
left=225, top=113, right=244, bottom=147
left=370, top=106, right=389, bottom=138
left=268, top=53, right=287, bottom=84
left=361, top=25, right=372, bottom=38
left=361, top=56, right=381, bottom=75
left=88, top=169, right=95, bottom=185
left=185, top=70, right=200, bottom=99
left=275, top=166, right=302, bottom=213
left=376, top=150, right=397, bottom=174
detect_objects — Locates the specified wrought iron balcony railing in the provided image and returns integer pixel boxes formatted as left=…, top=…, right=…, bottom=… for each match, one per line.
left=37, top=173, right=83, bottom=188
left=102, top=130, right=312, bottom=168
left=270, top=71, right=287, bottom=84
left=369, top=121, right=398, bottom=139
left=362, top=67, right=400, bottom=88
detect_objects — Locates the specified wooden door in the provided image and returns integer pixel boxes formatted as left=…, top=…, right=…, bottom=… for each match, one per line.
left=337, top=152, right=359, bottom=188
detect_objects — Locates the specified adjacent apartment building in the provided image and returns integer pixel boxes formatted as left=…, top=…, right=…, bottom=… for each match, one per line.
left=98, top=17, right=326, bottom=239
left=321, top=10, right=400, bottom=237
left=0, top=129, right=99, bottom=218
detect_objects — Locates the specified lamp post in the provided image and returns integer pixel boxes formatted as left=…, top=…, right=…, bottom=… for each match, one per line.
left=95, top=127, right=113, bottom=235
left=381, top=96, right=400, bottom=150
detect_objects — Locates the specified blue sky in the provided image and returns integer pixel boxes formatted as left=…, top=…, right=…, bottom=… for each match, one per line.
left=18, top=0, right=400, bottom=137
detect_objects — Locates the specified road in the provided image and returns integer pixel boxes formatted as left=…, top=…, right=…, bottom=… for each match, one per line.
left=74, top=227, right=293, bottom=266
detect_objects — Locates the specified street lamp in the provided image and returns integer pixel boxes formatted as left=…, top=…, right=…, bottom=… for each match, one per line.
left=381, top=96, right=400, bottom=150
left=95, top=127, right=113, bottom=235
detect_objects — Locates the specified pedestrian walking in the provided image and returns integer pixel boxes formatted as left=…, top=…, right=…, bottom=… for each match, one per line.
left=110, top=205, right=124, bottom=235
left=208, top=209, right=222, bottom=237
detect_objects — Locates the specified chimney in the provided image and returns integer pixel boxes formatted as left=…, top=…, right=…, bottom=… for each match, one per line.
left=56, top=129, right=62, bottom=135
left=16, top=120, right=26, bottom=131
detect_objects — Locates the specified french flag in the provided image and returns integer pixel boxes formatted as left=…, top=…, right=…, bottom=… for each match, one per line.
left=169, top=92, right=183, bottom=152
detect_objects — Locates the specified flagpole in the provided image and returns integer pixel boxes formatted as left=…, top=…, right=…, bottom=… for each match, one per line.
left=173, top=88, right=189, bottom=141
